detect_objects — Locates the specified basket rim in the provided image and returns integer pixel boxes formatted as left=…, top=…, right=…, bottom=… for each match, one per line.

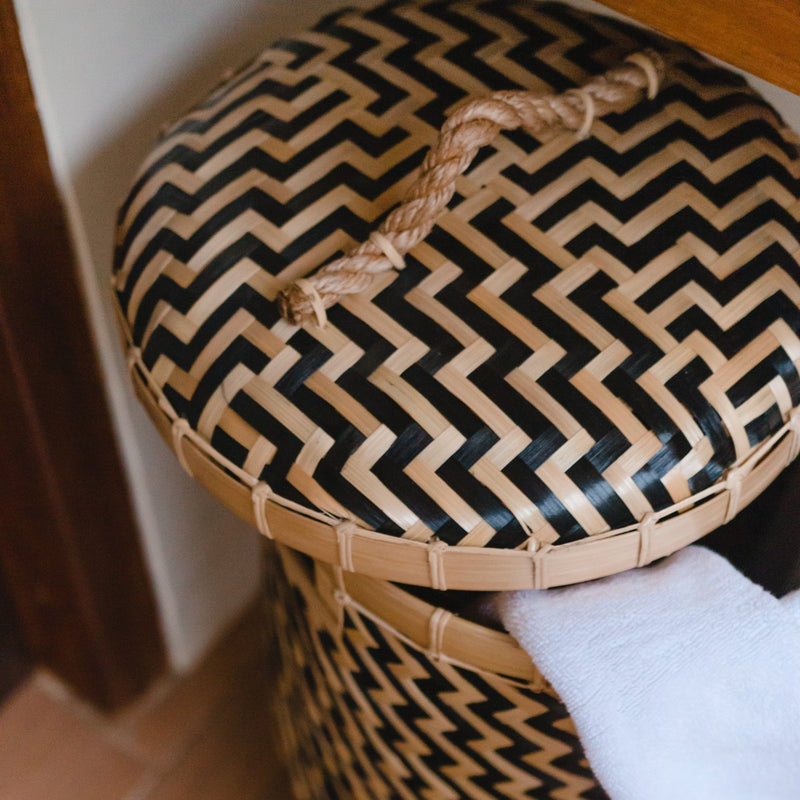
left=275, top=542, right=546, bottom=686
left=120, top=308, right=800, bottom=591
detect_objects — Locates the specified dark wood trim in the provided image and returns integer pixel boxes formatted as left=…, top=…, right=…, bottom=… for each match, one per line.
left=597, top=0, right=800, bottom=95
left=0, top=2, right=165, bottom=709
left=0, top=567, right=30, bottom=704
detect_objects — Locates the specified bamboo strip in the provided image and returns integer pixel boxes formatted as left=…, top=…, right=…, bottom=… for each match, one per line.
left=307, top=550, right=546, bottom=686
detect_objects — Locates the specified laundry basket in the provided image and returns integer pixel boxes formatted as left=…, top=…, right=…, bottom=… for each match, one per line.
left=265, top=541, right=607, bottom=798
left=112, top=0, right=800, bottom=796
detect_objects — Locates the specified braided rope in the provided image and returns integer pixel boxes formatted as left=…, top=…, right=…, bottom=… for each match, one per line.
left=278, top=49, right=666, bottom=326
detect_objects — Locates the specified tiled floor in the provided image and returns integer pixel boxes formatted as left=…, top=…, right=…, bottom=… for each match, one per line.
left=0, top=604, right=292, bottom=800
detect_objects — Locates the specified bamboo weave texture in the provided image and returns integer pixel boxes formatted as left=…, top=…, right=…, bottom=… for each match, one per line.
left=267, top=543, right=606, bottom=799
left=113, top=0, right=800, bottom=579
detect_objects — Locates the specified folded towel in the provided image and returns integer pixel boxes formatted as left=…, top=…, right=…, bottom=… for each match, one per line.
left=497, top=546, right=800, bottom=800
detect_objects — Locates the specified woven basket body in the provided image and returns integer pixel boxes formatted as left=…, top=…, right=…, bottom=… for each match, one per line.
left=113, top=0, right=800, bottom=589
left=266, top=543, right=606, bottom=799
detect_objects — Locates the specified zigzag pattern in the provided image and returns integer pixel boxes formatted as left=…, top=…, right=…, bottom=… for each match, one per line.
left=114, top=0, right=800, bottom=548
left=267, top=546, right=605, bottom=799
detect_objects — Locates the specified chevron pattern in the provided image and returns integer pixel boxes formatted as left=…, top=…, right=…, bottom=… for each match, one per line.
left=266, top=546, right=606, bottom=799
left=114, top=0, right=800, bottom=550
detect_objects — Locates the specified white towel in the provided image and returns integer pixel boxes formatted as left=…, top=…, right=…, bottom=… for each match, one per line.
left=497, top=546, right=800, bottom=800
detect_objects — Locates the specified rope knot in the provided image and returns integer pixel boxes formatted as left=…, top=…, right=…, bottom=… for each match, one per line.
left=279, top=278, right=327, bottom=328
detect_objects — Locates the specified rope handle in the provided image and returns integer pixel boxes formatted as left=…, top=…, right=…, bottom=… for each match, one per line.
left=277, top=50, right=666, bottom=327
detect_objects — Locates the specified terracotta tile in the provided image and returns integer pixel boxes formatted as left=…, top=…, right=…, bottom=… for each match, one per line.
left=118, top=604, right=267, bottom=769
left=142, top=646, right=291, bottom=800
left=0, top=603, right=294, bottom=800
left=0, top=674, right=147, bottom=800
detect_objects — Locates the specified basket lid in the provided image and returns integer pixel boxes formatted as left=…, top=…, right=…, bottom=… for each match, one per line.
left=113, top=0, right=800, bottom=589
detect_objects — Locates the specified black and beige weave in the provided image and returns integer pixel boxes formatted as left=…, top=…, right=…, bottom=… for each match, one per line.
left=114, top=0, right=800, bottom=552
left=267, top=544, right=607, bottom=799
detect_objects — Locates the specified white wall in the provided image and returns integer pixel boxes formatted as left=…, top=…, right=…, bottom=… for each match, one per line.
left=12, top=0, right=361, bottom=672
left=13, top=0, right=799, bottom=672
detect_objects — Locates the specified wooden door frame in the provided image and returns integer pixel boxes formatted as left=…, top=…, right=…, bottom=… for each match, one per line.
left=0, top=2, right=165, bottom=709
left=596, top=0, right=800, bottom=95
left=0, top=559, right=28, bottom=704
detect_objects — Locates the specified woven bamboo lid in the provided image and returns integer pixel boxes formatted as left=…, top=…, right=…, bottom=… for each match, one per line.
left=113, top=0, right=800, bottom=589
